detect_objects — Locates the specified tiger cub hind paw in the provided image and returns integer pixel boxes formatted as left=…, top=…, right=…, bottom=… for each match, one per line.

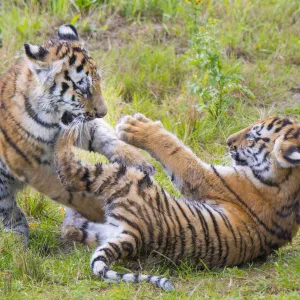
left=61, top=225, right=84, bottom=243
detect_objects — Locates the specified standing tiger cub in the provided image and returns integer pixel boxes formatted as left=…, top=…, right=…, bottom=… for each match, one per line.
left=0, top=25, right=153, bottom=244
left=55, top=114, right=300, bottom=290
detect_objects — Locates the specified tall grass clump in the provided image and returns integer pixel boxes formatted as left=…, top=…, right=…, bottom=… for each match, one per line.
left=187, top=18, right=254, bottom=120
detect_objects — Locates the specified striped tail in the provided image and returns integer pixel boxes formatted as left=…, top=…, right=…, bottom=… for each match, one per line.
left=91, top=254, right=175, bottom=291
left=97, top=266, right=175, bottom=291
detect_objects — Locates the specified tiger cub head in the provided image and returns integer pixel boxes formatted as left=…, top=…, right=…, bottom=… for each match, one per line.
left=24, top=24, right=107, bottom=126
left=227, top=116, right=300, bottom=181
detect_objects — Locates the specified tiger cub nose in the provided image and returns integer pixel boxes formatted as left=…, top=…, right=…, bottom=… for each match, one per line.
left=226, top=138, right=233, bottom=147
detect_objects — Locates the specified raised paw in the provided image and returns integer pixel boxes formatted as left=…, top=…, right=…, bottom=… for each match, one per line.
left=116, top=114, right=163, bottom=151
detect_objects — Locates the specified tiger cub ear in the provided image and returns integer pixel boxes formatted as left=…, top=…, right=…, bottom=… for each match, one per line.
left=274, top=137, right=300, bottom=168
left=58, top=24, right=79, bottom=41
left=24, top=43, right=49, bottom=62
left=24, top=43, right=63, bottom=85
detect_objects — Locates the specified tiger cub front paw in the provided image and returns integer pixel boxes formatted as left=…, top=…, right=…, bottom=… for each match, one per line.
left=110, top=145, right=155, bottom=175
left=116, top=113, right=163, bottom=150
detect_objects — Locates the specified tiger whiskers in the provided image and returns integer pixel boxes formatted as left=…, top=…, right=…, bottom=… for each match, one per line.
left=83, top=122, right=91, bottom=142
left=64, top=116, right=84, bottom=145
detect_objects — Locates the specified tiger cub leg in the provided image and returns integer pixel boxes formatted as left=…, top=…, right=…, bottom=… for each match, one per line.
left=91, top=232, right=174, bottom=290
left=117, top=114, right=211, bottom=199
left=62, top=207, right=101, bottom=246
left=77, top=119, right=155, bottom=174
left=55, top=134, right=135, bottom=244
left=0, top=165, right=28, bottom=244
left=63, top=119, right=155, bottom=240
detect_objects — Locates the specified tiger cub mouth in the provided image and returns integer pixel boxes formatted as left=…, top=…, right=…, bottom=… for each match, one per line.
left=61, top=111, right=106, bottom=125
left=61, top=111, right=77, bottom=125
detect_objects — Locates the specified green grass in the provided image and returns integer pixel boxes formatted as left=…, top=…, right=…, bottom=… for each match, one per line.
left=0, top=0, right=300, bottom=299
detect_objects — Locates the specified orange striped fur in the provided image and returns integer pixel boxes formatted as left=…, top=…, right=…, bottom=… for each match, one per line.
left=56, top=114, right=299, bottom=290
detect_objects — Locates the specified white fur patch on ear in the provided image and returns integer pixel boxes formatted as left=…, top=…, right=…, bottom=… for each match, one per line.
left=287, top=151, right=300, bottom=161
left=27, top=44, right=39, bottom=54
left=58, top=24, right=78, bottom=41
left=274, top=137, right=300, bottom=167
left=24, top=43, right=49, bottom=61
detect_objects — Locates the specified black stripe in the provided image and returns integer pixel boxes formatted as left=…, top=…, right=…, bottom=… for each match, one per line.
left=137, top=172, right=152, bottom=192
left=169, top=146, right=181, bottom=156
left=203, top=204, right=223, bottom=263
left=80, top=229, right=88, bottom=243
left=211, top=166, right=286, bottom=240
left=274, top=119, right=293, bottom=133
left=49, top=82, right=56, bottom=94
left=267, top=117, right=279, bottom=131
left=161, top=189, right=171, bottom=216
left=95, top=175, right=114, bottom=195
left=115, top=164, right=127, bottom=182
left=5, top=108, right=59, bottom=145
left=170, top=203, right=185, bottom=262
left=221, top=237, right=229, bottom=266
left=67, top=193, right=73, bottom=204
left=69, top=54, right=77, bottom=65
left=253, top=226, right=266, bottom=256
left=24, top=96, right=59, bottom=129
left=271, top=220, right=292, bottom=241
left=76, top=65, right=83, bottom=73
left=105, top=182, right=132, bottom=206
left=152, top=189, right=169, bottom=255
left=91, top=255, right=108, bottom=269
left=0, top=167, right=15, bottom=182
left=174, top=200, right=197, bottom=258
left=276, top=201, right=299, bottom=218
left=159, top=205, right=172, bottom=256
left=215, top=210, right=238, bottom=247
left=237, top=230, right=244, bottom=263
left=241, top=220, right=254, bottom=261
left=110, top=213, right=146, bottom=247
left=88, top=126, right=96, bottom=152
left=81, top=167, right=91, bottom=192
left=55, top=43, right=63, bottom=56
left=160, top=188, right=178, bottom=258
left=194, top=206, right=209, bottom=260
left=60, top=82, right=69, bottom=96
left=95, top=163, right=103, bottom=177
left=107, top=242, right=122, bottom=259
left=122, top=230, right=140, bottom=251
left=284, top=128, right=294, bottom=139
left=155, top=189, right=162, bottom=211
left=125, top=199, right=155, bottom=247
left=109, top=202, right=140, bottom=219
left=76, top=61, right=84, bottom=73
left=121, top=241, right=134, bottom=257
left=102, top=247, right=116, bottom=263
left=293, top=128, right=300, bottom=139
left=251, top=166, right=292, bottom=187
left=0, top=125, right=31, bottom=164
left=186, top=204, right=196, bottom=218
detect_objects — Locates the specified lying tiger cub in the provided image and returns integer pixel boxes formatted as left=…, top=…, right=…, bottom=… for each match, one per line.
left=55, top=114, right=300, bottom=290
